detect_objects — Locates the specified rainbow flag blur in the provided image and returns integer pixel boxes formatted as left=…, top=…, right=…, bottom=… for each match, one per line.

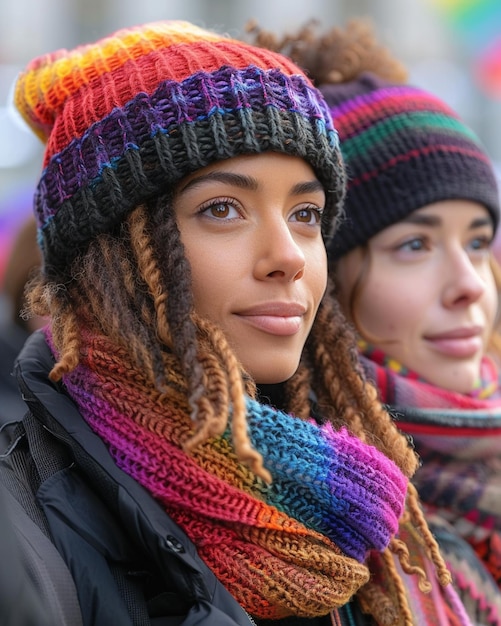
left=428, top=0, right=501, bottom=98
left=0, top=188, right=34, bottom=286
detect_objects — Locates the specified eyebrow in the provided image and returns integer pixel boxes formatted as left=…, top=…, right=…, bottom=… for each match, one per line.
left=179, top=171, right=325, bottom=196
left=400, top=213, right=493, bottom=230
left=291, top=180, right=325, bottom=196
left=179, top=172, right=258, bottom=193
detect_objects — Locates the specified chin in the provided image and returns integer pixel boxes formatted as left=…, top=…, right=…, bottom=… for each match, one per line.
left=435, top=368, right=480, bottom=395
left=250, top=363, right=300, bottom=386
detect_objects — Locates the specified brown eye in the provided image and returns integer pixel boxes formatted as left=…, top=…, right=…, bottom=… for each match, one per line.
left=199, top=199, right=240, bottom=220
left=210, top=203, right=231, bottom=218
left=292, top=207, right=322, bottom=225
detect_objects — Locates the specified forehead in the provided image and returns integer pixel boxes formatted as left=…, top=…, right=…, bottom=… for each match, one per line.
left=175, top=153, right=322, bottom=195
left=397, top=200, right=494, bottom=229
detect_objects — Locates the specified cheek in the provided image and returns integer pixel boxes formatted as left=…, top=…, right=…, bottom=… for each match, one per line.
left=482, top=272, right=499, bottom=330
left=185, top=243, right=232, bottom=316
left=333, top=251, right=364, bottom=317
left=357, top=279, right=416, bottom=337
left=308, top=249, right=328, bottom=303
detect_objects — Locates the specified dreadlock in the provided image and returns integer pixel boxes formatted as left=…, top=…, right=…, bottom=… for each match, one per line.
left=288, top=287, right=451, bottom=625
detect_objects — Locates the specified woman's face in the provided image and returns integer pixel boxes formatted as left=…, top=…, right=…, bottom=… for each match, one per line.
left=173, top=152, right=328, bottom=384
left=336, top=200, right=498, bottom=394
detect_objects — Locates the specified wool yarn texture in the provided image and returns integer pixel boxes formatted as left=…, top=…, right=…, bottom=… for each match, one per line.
left=321, top=73, right=500, bottom=260
left=50, top=328, right=408, bottom=619
left=14, top=20, right=345, bottom=274
left=359, top=343, right=501, bottom=622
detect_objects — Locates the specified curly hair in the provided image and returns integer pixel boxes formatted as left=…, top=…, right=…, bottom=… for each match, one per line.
left=246, top=17, right=408, bottom=87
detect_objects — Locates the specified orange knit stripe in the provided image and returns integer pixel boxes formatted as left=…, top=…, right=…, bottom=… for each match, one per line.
left=16, top=23, right=303, bottom=144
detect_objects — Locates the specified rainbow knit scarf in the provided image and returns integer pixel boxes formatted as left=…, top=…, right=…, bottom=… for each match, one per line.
left=51, top=328, right=408, bottom=619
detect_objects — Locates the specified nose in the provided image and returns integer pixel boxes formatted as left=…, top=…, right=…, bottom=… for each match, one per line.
left=442, top=247, right=486, bottom=308
left=254, top=218, right=306, bottom=282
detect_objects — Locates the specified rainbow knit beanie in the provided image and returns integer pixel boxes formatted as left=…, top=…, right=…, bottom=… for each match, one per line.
left=321, top=73, right=500, bottom=260
left=14, top=21, right=345, bottom=273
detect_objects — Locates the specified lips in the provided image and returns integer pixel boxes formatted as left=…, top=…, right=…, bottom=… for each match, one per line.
left=235, top=302, right=306, bottom=336
left=424, top=326, right=484, bottom=358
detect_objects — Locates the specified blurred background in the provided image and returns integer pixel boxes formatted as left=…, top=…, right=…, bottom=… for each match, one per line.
left=1, top=0, right=501, bottom=276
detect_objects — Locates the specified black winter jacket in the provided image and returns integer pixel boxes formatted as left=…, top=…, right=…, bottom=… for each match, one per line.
left=0, top=315, right=30, bottom=426
left=10, top=331, right=255, bottom=626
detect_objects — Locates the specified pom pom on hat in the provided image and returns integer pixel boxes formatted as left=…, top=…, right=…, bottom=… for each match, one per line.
left=15, top=21, right=345, bottom=273
left=322, top=73, right=500, bottom=260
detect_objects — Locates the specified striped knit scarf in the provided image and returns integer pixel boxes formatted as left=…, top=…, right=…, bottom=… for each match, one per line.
left=359, top=342, right=501, bottom=624
left=51, top=329, right=408, bottom=620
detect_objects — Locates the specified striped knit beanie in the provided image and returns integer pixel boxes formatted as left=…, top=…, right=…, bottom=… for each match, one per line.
left=321, top=72, right=500, bottom=260
left=14, top=21, right=344, bottom=273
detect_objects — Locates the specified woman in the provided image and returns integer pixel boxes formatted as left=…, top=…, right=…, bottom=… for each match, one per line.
left=248, top=18, right=501, bottom=625
left=6, top=19, right=460, bottom=626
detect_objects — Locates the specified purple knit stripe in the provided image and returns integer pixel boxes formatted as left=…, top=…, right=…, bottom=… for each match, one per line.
left=36, top=66, right=333, bottom=227
left=330, top=84, right=456, bottom=122
left=246, top=400, right=406, bottom=560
